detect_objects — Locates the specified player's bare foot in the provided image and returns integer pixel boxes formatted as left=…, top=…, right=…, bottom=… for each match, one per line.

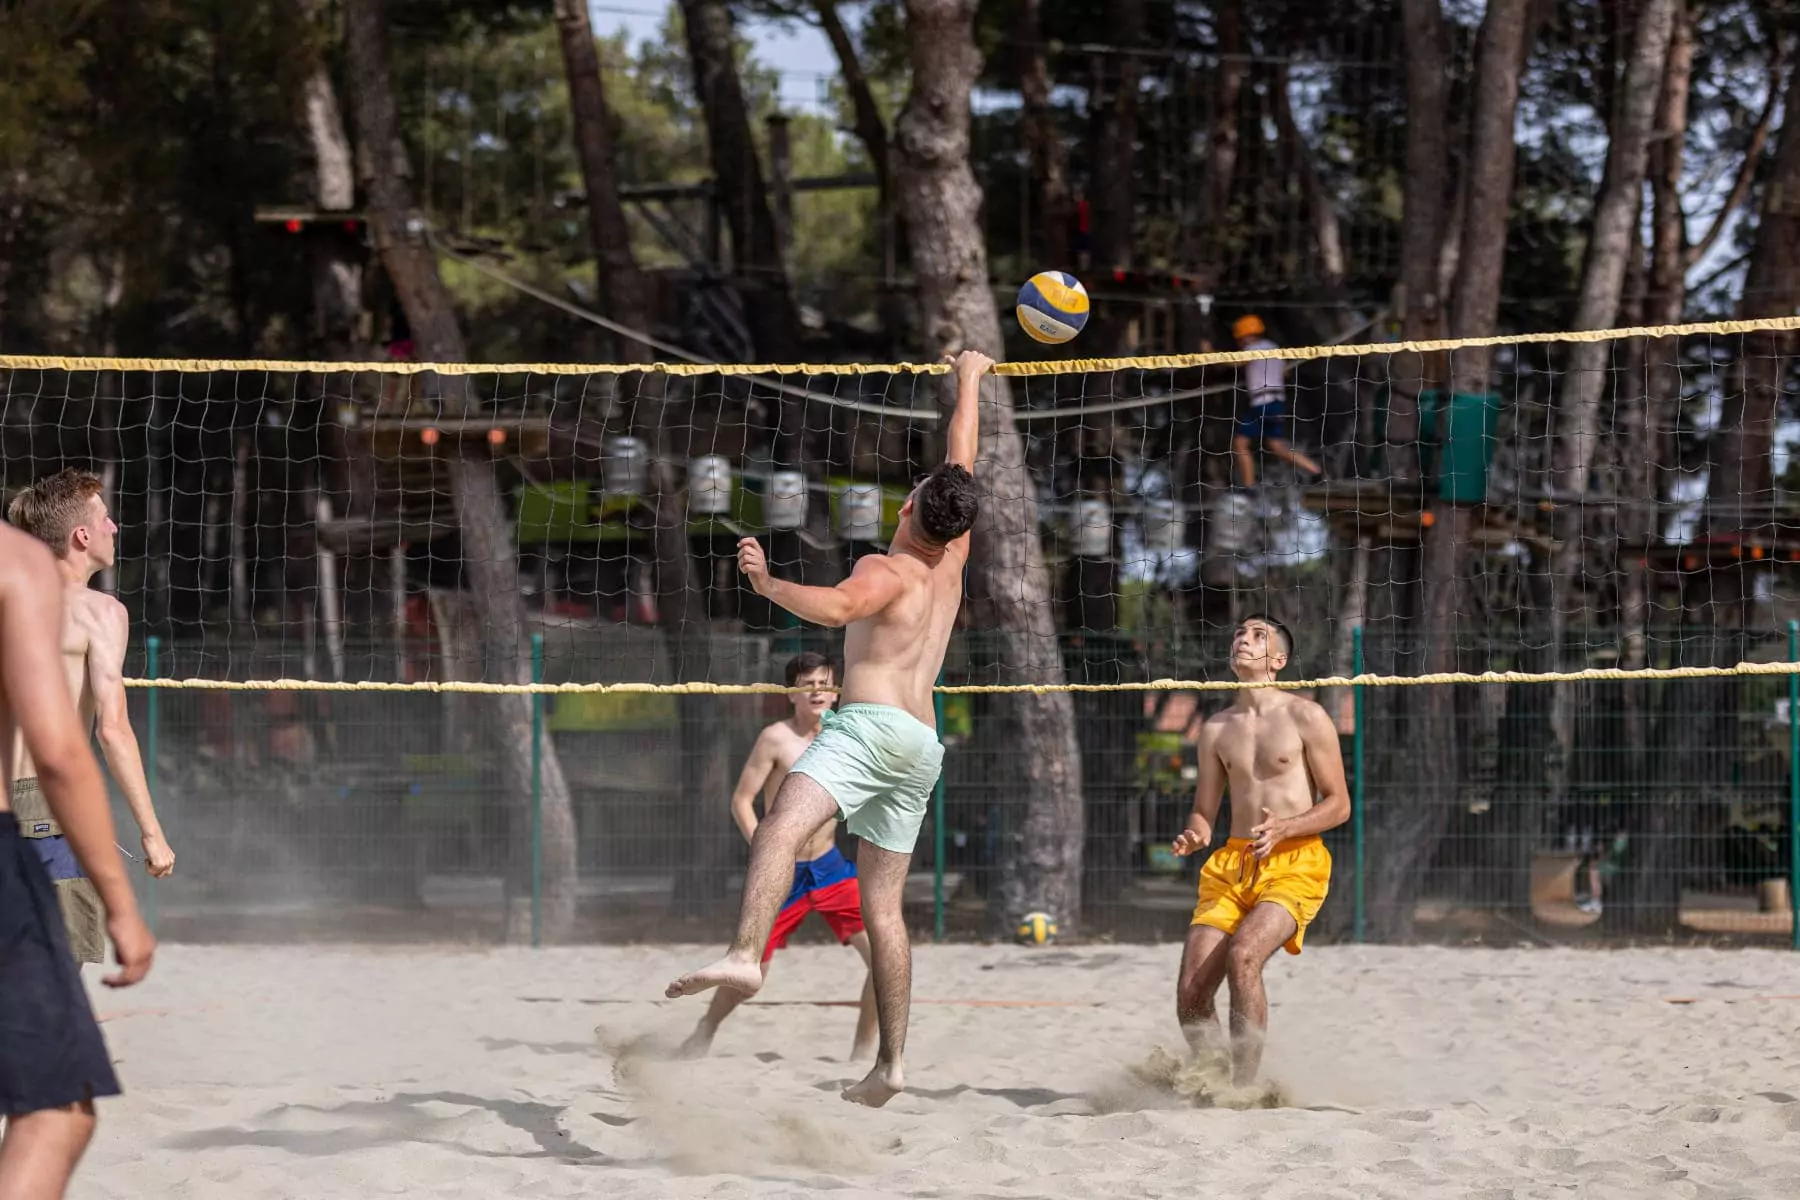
left=664, top=954, right=764, bottom=999
left=841, top=1059, right=904, bottom=1107
left=676, top=1025, right=716, bottom=1059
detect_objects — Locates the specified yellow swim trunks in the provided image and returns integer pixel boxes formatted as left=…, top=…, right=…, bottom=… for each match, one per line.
left=1191, top=835, right=1331, bottom=955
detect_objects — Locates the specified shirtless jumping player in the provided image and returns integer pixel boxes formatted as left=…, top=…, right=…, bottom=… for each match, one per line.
left=666, top=348, right=990, bottom=1108
left=8, top=470, right=176, bottom=967
left=0, top=523, right=155, bottom=1200
left=678, top=652, right=878, bottom=1061
left=1172, top=614, right=1350, bottom=1087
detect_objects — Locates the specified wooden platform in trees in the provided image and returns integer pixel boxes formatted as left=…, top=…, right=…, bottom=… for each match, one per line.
left=1299, top=479, right=1559, bottom=549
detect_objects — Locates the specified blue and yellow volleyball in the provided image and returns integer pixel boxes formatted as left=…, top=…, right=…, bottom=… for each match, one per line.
left=1016, top=911, right=1059, bottom=945
left=1016, top=271, right=1090, bottom=345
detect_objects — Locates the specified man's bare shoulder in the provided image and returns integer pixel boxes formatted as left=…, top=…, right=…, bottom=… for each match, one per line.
left=757, top=718, right=805, bottom=749
left=67, top=586, right=126, bottom=620
left=65, top=585, right=124, bottom=631
left=852, top=553, right=904, bottom=581
left=1198, top=706, right=1239, bottom=738
left=758, top=719, right=813, bottom=764
left=1278, top=691, right=1335, bottom=731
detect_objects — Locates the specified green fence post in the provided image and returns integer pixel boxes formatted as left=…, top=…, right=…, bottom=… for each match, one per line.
left=144, top=635, right=160, bottom=933
left=1352, top=626, right=1365, bottom=945
left=1789, top=621, right=1798, bottom=952
left=933, top=676, right=947, bottom=944
left=531, top=633, right=544, bottom=949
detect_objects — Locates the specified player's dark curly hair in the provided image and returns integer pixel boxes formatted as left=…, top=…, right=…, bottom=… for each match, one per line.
left=913, top=463, right=980, bottom=546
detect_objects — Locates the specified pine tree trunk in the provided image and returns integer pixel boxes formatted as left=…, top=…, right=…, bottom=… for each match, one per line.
left=552, top=0, right=725, bottom=914
left=1438, top=0, right=1539, bottom=918
left=345, top=0, right=580, bottom=942
left=1271, top=60, right=1346, bottom=308
left=296, top=3, right=362, bottom=356
left=1387, top=0, right=1453, bottom=483
left=678, top=0, right=801, bottom=380
left=895, top=0, right=1085, bottom=933
left=1541, top=0, right=1678, bottom=936
left=1358, top=0, right=1454, bottom=942
left=814, top=1, right=890, bottom=216
left=1551, top=0, right=1678, bottom=517
left=552, top=0, right=653, bottom=361
left=1446, top=0, right=1536, bottom=393
left=1614, top=3, right=1690, bottom=923
left=1013, top=0, right=1071, bottom=267
left=1087, top=0, right=1144, bottom=354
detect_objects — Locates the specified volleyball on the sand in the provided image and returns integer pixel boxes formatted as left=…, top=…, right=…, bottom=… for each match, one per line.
left=1016, top=911, right=1059, bottom=944
left=1015, top=271, right=1089, bottom=344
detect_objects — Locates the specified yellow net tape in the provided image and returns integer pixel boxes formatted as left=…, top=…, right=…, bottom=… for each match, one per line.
left=6, top=314, right=1797, bottom=379
left=120, top=660, right=1800, bottom=694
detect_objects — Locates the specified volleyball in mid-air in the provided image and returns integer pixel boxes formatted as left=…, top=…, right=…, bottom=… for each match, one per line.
left=1016, top=271, right=1089, bottom=345
left=1016, top=910, right=1059, bottom=945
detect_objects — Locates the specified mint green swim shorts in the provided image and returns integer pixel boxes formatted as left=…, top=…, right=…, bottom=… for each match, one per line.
left=790, top=703, right=945, bottom=854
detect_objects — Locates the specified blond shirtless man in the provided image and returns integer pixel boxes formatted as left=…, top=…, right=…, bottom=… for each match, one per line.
left=8, top=470, right=175, bottom=966
left=678, top=652, right=878, bottom=1061
left=1, top=523, right=154, bottom=1199
left=666, top=348, right=990, bottom=1108
left=1172, top=614, right=1350, bottom=1086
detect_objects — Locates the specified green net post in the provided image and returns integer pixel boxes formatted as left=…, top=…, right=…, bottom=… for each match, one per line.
left=1352, top=626, right=1365, bottom=945
left=531, top=633, right=544, bottom=949
left=1789, top=621, right=1798, bottom=952
left=144, top=635, right=160, bottom=933
left=933, top=676, right=946, bottom=944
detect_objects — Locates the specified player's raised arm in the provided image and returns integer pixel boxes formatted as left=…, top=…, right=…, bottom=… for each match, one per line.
left=730, top=730, right=780, bottom=844
left=943, top=349, right=992, bottom=473
left=87, top=594, right=175, bottom=877
left=0, top=537, right=153, bottom=986
left=737, top=539, right=906, bottom=629
left=1173, top=718, right=1226, bottom=856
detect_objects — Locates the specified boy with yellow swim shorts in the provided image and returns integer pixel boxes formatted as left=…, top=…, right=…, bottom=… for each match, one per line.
left=1171, top=615, right=1350, bottom=1086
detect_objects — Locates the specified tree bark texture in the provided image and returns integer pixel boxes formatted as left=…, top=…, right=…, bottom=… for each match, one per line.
left=1713, top=58, right=1800, bottom=532
left=1647, top=2, right=1692, bottom=327
left=1355, top=0, right=1456, bottom=943
left=1553, top=0, right=1678, bottom=513
left=678, top=0, right=801, bottom=374
left=1087, top=0, right=1143, bottom=274
left=1446, top=0, right=1536, bottom=390
left=345, top=0, right=579, bottom=942
left=1618, top=1, right=1690, bottom=848
left=1271, top=61, right=1346, bottom=304
left=1087, top=0, right=1145, bottom=354
left=296, top=0, right=361, bottom=356
left=1013, top=0, right=1071, bottom=267
left=552, top=0, right=654, bottom=362
left=554, top=0, right=724, bottom=910
left=814, top=0, right=889, bottom=214
left=895, top=0, right=1084, bottom=933
left=1194, top=0, right=1246, bottom=295
left=1388, top=0, right=1453, bottom=479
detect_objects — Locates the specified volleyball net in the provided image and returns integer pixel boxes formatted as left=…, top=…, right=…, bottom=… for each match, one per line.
left=5, top=313, right=1800, bottom=694
left=4, top=314, right=1799, bottom=945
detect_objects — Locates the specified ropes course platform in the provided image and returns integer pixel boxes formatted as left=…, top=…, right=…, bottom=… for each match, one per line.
left=1298, top=479, right=1559, bottom=549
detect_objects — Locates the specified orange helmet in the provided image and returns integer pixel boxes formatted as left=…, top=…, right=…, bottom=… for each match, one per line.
left=1232, top=314, right=1266, bottom=341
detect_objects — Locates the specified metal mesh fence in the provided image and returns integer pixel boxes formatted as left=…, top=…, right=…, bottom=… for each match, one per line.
left=124, top=626, right=1797, bottom=947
